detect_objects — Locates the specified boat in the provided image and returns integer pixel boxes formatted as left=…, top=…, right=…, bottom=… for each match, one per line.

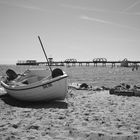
left=109, top=83, right=140, bottom=97
left=109, top=88, right=135, bottom=96
left=1, top=36, right=68, bottom=101
left=1, top=68, right=68, bottom=101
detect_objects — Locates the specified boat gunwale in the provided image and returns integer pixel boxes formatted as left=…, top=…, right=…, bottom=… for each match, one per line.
left=1, top=74, right=68, bottom=91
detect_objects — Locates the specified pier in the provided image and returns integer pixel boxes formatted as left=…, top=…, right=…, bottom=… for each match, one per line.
left=37, top=61, right=140, bottom=67
left=16, top=58, right=140, bottom=67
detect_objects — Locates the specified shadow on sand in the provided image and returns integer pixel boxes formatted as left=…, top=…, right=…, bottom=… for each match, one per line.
left=0, top=94, right=68, bottom=109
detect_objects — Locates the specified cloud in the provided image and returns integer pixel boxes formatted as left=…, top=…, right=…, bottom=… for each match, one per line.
left=61, top=3, right=140, bottom=16
left=0, top=0, right=46, bottom=12
left=20, top=5, right=47, bottom=12
left=122, top=1, right=140, bottom=12
left=80, top=15, right=140, bottom=31
left=61, top=3, right=107, bottom=13
left=81, top=16, right=112, bottom=24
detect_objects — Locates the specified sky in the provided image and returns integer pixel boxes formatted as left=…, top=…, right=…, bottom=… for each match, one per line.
left=0, top=0, right=140, bottom=64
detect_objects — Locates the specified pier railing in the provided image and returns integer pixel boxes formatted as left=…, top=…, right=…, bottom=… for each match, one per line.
left=16, top=59, right=140, bottom=67
left=36, top=60, right=140, bottom=67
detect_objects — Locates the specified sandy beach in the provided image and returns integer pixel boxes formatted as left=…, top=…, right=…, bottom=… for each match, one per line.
left=0, top=65, right=140, bottom=140
left=0, top=89, right=140, bottom=140
left=1, top=0, right=140, bottom=139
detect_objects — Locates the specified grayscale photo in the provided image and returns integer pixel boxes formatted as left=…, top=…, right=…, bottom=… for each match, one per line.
left=0, top=0, right=140, bottom=139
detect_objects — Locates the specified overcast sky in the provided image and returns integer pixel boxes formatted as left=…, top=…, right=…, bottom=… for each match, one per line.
left=0, top=0, right=140, bottom=64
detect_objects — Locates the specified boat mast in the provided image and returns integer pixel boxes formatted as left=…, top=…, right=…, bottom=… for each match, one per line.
left=38, top=36, right=53, bottom=73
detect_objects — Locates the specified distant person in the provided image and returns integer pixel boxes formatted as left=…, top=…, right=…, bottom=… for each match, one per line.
left=136, top=65, right=138, bottom=70
left=132, top=64, right=138, bottom=71
left=132, top=67, right=134, bottom=71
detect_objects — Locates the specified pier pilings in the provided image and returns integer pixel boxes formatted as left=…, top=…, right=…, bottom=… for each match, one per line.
left=17, top=60, right=140, bottom=68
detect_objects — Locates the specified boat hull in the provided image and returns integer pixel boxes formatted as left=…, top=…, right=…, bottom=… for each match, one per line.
left=109, top=88, right=140, bottom=97
left=1, top=71, right=68, bottom=101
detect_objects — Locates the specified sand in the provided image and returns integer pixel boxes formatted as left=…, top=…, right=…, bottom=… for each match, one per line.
left=0, top=88, right=140, bottom=140
left=0, top=65, right=140, bottom=139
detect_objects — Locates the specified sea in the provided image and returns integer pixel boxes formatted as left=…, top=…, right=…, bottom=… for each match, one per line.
left=0, top=64, right=140, bottom=88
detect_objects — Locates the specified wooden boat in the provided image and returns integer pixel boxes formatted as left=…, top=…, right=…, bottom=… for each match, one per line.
left=109, top=88, right=135, bottom=96
left=109, top=83, right=140, bottom=97
left=1, top=68, right=68, bottom=101
left=110, top=88, right=140, bottom=97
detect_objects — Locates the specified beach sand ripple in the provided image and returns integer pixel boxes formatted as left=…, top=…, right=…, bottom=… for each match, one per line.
left=0, top=89, right=140, bottom=140
left=0, top=66, right=140, bottom=139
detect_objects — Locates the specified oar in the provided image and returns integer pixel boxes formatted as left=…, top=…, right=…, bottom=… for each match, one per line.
left=38, top=36, right=53, bottom=73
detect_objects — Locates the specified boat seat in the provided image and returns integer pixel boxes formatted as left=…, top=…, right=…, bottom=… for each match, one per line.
left=52, top=68, right=63, bottom=78
left=37, top=76, right=45, bottom=81
left=23, top=76, right=45, bottom=84
left=6, top=69, right=18, bottom=81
